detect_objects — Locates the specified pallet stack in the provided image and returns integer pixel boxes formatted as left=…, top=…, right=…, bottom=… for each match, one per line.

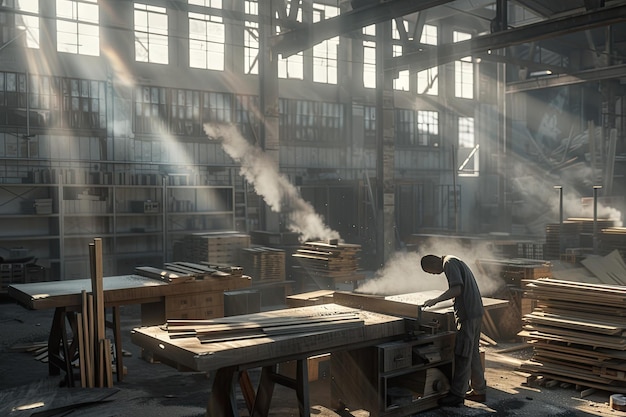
left=292, top=241, right=363, bottom=290
left=176, top=232, right=251, bottom=265
left=520, top=278, right=626, bottom=393
left=240, top=246, right=286, bottom=283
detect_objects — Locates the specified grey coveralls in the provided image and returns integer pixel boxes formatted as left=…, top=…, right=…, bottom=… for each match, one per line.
left=443, top=255, right=487, bottom=398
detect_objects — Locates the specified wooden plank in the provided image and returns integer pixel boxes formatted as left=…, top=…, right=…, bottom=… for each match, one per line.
left=131, top=304, right=406, bottom=373
left=76, top=312, right=86, bottom=388
left=89, top=239, right=106, bottom=388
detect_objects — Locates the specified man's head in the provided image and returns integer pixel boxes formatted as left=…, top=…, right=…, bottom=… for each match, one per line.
left=421, top=254, right=444, bottom=274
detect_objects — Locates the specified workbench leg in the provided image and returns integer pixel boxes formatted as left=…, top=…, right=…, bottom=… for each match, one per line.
left=206, top=367, right=239, bottom=417
left=112, top=307, right=124, bottom=382
left=59, top=309, right=75, bottom=387
left=239, top=370, right=256, bottom=413
left=48, top=307, right=63, bottom=376
left=296, top=359, right=311, bottom=417
left=251, top=365, right=277, bottom=417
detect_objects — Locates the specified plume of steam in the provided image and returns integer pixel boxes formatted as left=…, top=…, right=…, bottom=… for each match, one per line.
left=356, top=238, right=503, bottom=297
left=204, top=123, right=340, bottom=242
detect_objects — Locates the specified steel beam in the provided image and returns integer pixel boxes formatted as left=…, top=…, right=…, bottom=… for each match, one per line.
left=506, top=63, right=626, bottom=93
left=271, top=0, right=455, bottom=57
left=387, top=3, right=626, bottom=72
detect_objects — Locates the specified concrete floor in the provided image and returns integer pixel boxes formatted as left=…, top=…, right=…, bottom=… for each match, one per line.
left=1, top=296, right=624, bottom=417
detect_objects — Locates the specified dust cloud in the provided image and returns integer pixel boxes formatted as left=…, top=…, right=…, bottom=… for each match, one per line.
left=356, top=238, right=504, bottom=297
left=204, top=123, right=340, bottom=243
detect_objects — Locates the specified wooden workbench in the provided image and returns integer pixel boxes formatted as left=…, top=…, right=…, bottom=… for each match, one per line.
left=8, top=274, right=251, bottom=385
left=131, top=303, right=407, bottom=417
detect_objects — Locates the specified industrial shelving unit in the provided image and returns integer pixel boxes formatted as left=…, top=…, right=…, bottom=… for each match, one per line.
left=0, top=169, right=236, bottom=282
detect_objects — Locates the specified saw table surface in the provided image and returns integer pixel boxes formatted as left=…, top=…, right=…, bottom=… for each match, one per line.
left=132, top=303, right=407, bottom=417
left=131, top=303, right=406, bottom=372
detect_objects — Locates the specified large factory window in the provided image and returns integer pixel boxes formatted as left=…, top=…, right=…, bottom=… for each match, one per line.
left=56, top=0, right=99, bottom=56
left=244, top=1, right=259, bottom=75
left=453, top=30, right=474, bottom=99
left=417, top=24, right=438, bottom=95
left=134, top=3, right=168, bottom=64
left=188, top=10, right=224, bottom=71
left=313, top=3, right=339, bottom=85
left=1, top=0, right=40, bottom=49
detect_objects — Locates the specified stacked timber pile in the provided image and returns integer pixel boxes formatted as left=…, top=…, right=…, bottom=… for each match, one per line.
left=520, top=278, right=626, bottom=393
left=240, top=246, right=286, bottom=282
left=164, top=310, right=364, bottom=344
left=174, top=232, right=251, bottom=265
left=292, top=241, right=364, bottom=290
left=545, top=218, right=616, bottom=260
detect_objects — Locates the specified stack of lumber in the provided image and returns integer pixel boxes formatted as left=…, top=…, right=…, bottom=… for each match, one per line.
left=292, top=241, right=364, bottom=286
left=75, top=238, right=114, bottom=388
left=176, top=232, right=251, bottom=265
left=545, top=218, right=616, bottom=260
left=240, top=246, right=286, bottom=282
left=519, top=278, right=626, bottom=393
left=163, top=311, right=364, bottom=344
left=600, top=227, right=626, bottom=259
left=545, top=221, right=583, bottom=260
left=135, top=261, right=243, bottom=282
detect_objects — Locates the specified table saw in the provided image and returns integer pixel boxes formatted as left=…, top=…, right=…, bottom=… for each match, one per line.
left=130, top=290, right=507, bottom=417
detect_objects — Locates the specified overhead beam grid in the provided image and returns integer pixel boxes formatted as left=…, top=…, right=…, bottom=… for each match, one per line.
left=271, top=0, right=456, bottom=58
left=388, top=3, right=626, bottom=72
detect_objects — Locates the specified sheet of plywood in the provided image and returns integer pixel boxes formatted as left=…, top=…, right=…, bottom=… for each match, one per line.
left=581, top=250, right=626, bottom=286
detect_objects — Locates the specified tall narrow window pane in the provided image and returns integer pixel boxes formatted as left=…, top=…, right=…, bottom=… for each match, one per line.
left=363, top=24, right=376, bottom=89
left=417, top=110, right=438, bottom=146
left=313, top=3, right=339, bottom=84
left=244, top=0, right=259, bottom=75
left=458, top=116, right=478, bottom=176
left=134, top=3, right=168, bottom=64
left=417, top=24, right=438, bottom=95
left=277, top=5, right=303, bottom=79
left=454, top=30, right=473, bottom=99
left=189, top=9, right=224, bottom=71
left=56, top=0, right=99, bottom=56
